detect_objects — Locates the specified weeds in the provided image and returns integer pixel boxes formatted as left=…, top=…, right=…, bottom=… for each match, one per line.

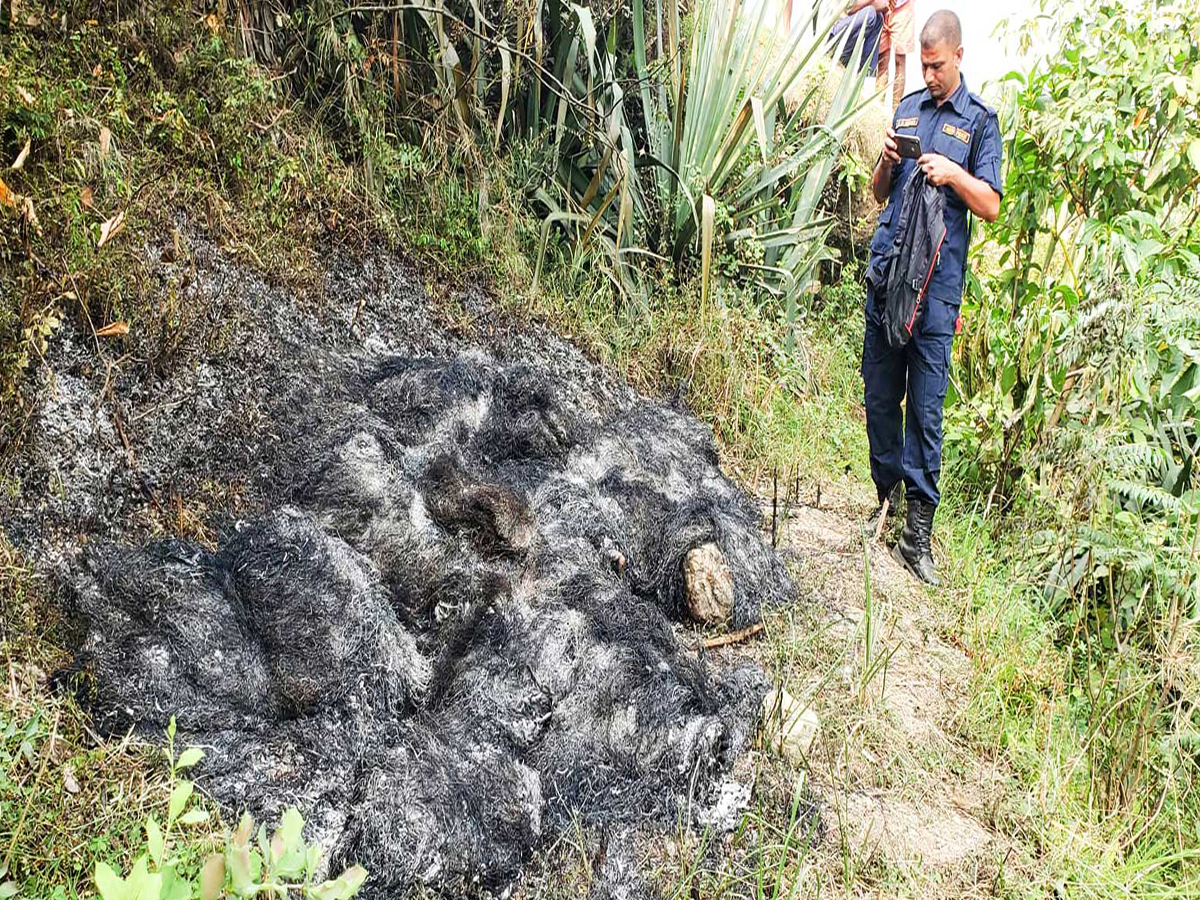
left=658, top=773, right=819, bottom=899
left=857, top=536, right=896, bottom=706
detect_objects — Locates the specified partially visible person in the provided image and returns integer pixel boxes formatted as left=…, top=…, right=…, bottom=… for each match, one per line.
left=878, top=1, right=915, bottom=110
left=827, top=1, right=890, bottom=74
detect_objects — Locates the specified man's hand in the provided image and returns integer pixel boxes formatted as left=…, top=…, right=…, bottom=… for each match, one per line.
left=881, top=128, right=901, bottom=166
left=917, top=152, right=963, bottom=187
left=918, top=152, right=1003, bottom=221
left=873, top=128, right=901, bottom=203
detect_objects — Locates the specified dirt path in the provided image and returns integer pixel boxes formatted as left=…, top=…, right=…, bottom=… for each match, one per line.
left=763, top=476, right=1016, bottom=897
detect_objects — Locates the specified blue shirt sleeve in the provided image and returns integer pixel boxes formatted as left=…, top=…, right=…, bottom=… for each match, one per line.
left=972, top=110, right=1004, bottom=198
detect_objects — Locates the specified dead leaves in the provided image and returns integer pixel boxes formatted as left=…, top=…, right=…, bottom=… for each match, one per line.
left=96, top=209, right=126, bottom=248
left=95, top=321, right=130, bottom=338
left=20, top=195, right=39, bottom=232
left=62, top=761, right=81, bottom=794
left=11, top=137, right=30, bottom=170
left=0, top=175, right=17, bottom=209
left=0, top=172, right=41, bottom=235
left=98, top=126, right=112, bottom=159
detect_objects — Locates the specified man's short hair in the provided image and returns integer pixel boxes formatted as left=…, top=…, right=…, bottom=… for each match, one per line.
left=920, top=10, right=962, bottom=49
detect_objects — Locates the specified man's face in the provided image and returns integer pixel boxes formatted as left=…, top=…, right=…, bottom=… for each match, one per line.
left=921, top=40, right=963, bottom=101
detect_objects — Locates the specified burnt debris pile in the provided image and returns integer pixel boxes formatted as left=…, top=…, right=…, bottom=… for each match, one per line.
left=67, top=351, right=792, bottom=896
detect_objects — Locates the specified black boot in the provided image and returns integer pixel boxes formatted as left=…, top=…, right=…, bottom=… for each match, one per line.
left=865, top=482, right=903, bottom=536
left=892, top=498, right=940, bottom=586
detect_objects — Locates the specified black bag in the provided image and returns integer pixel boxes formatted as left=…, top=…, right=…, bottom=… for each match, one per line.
left=880, top=169, right=947, bottom=349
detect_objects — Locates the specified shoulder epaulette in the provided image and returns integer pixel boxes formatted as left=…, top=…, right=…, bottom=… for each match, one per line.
left=967, top=90, right=998, bottom=116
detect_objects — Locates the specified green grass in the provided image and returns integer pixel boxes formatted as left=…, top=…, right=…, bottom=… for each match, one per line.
left=937, top=502, right=1200, bottom=899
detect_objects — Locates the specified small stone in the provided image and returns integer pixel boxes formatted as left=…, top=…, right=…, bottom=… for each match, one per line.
left=761, top=687, right=819, bottom=763
left=684, top=543, right=734, bottom=624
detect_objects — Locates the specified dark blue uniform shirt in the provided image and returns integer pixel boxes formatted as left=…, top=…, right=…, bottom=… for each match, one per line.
left=867, top=78, right=1003, bottom=333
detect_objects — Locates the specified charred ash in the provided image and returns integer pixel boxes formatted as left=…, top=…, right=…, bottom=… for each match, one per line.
left=3, top=237, right=794, bottom=897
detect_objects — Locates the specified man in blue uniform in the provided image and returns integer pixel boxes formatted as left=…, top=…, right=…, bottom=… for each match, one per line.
left=863, top=10, right=1003, bottom=585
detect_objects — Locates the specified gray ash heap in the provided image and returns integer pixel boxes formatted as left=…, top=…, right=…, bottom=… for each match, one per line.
left=7, top=241, right=793, bottom=897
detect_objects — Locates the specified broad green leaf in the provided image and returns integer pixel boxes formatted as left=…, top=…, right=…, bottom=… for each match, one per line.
left=95, top=861, right=127, bottom=900
left=227, top=845, right=254, bottom=896
left=0, top=882, right=17, bottom=900
left=159, top=865, right=191, bottom=900
left=1187, top=138, right=1200, bottom=172
left=256, top=824, right=270, bottom=870
left=175, top=747, right=204, bottom=771
left=277, top=807, right=305, bottom=851
left=306, top=865, right=368, bottom=900
left=178, top=808, right=210, bottom=826
left=305, top=844, right=323, bottom=882
left=126, top=857, right=161, bottom=900
left=167, top=780, right=194, bottom=827
left=145, top=816, right=164, bottom=869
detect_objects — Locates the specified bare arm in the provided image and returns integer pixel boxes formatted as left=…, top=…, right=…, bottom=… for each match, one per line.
left=950, top=169, right=1002, bottom=222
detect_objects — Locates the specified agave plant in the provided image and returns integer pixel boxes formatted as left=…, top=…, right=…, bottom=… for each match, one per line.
left=533, top=0, right=876, bottom=322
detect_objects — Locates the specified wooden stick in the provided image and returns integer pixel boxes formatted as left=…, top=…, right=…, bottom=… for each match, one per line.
left=872, top=497, right=890, bottom=542
left=702, top=622, right=765, bottom=649
left=771, top=466, right=779, bottom=549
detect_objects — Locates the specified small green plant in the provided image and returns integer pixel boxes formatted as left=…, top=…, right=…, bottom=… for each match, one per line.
left=93, top=718, right=367, bottom=900
left=858, top=536, right=897, bottom=705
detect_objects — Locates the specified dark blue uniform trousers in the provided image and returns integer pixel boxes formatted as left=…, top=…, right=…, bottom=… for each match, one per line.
left=828, top=7, right=883, bottom=74
left=862, top=284, right=953, bottom=507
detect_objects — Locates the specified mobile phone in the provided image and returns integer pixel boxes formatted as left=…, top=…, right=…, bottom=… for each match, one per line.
left=894, top=133, right=922, bottom=159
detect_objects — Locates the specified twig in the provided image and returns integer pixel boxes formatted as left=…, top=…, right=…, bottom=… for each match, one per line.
left=771, top=466, right=779, bottom=549
left=872, top=496, right=889, bottom=542
left=702, top=622, right=764, bottom=649
left=112, top=405, right=135, bottom=467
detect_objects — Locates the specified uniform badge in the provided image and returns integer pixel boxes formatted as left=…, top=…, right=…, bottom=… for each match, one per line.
left=896, top=117, right=919, bottom=128
left=942, top=122, right=970, bottom=143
